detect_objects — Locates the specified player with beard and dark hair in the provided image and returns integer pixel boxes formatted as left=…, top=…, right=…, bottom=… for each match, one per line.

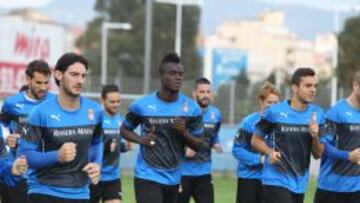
left=178, top=77, right=222, bottom=203
left=0, top=59, right=53, bottom=203
left=18, top=53, right=103, bottom=203
left=90, top=84, right=132, bottom=203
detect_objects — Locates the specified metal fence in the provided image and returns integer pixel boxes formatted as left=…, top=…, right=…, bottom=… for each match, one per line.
left=85, top=73, right=338, bottom=125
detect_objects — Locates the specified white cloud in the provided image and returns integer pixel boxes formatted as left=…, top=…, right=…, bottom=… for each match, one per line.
left=258, top=0, right=359, bottom=11
left=0, top=0, right=54, bottom=9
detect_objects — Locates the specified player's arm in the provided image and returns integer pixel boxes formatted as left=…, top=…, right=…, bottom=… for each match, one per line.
left=84, top=112, right=104, bottom=185
left=17, top=110, right=75, bottom=169
left=233, top=129, right=263, bottom=166
left=174, top=116, right=207, bottom=151
left=308, top=112, right=324, bottom=159
left=120, top=109, right=157, bottom=147
left=251, top=116, right=281, bottom=164
left=213, top=120, right=223, bottom=153
left=310, top=136, right=323, bottom=159
left=17, top=127, right=59, bottom=169
left=0, top=158, right=17, bottom=185
left=88, top=123, right=103, bottom=165
left=120, top=125, right=156, bottom=146
left=0, top=156, right=27, bottom=186
left=119, top=140, right=133, bottom=153
left=320, top=136, right=358, bottom=163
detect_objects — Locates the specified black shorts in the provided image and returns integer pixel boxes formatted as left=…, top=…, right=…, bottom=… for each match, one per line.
left=314, top=188, right=360, bottom=203
left=262, top=185, right=304, bottom=203
left=90, top=179, right=122, bottom=203
left=178, top=174, right=214, bottom=203
left=29, top=193, right=89, bottom=203
left=2, top=179, right=28, bottom=203
left=134, top=177, right=179, bottom=203
left=235, top=177, right=262, bottom=203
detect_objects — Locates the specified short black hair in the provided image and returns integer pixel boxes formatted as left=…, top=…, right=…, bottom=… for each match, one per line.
left=291, top=67, right=316, bottom=85
left=25, top=59, right=51, bottom=78
left=195, top=77, right=211, bottom=87
left=19, top=85, right=29, bottom=92
left=54, top=52, right=88, bottom=86
left=158, top=53, right=181, bottom=74
left=101, top=84, right=119, bottom=99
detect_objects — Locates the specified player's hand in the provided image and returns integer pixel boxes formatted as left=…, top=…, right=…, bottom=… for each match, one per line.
left=126, top=142, right=134, bottom=151
left=7, top=133, right=20, bottom=148
left=110, top=139, right=117, bottom=152
left=178, top=184, right=183, bottom=193
left=309, top=112, right=319, bottom=138
left=141, top=126, right=157, bottom=147
left=173, top=117, right=186, bottom=135
left=185, top=148, right=196, bottom=158
left=12, top=155, right=28, bottom=176
left=213, top=143, right=223, bottom=153
left=269, top=150, right=281, bottom=164
left=58, top=142, right=77, bottom=163
left=348, top=148, right=360, bottom=165
left=82, top=163, right=100, bottom=184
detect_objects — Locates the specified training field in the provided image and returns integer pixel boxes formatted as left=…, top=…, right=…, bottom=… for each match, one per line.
left=121, top=173, right=317, bottom=203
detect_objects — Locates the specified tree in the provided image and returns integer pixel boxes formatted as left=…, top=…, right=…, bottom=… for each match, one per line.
left=77, top=0, right=202, bottom=92
left=233, top=69, right=250, bottom=86
left=337, top=15, right=360, bottom=90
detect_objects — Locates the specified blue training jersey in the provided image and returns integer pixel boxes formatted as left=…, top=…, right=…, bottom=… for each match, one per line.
left=100, top=113, right=124, bottom=181
left=0, top=91, right=55, bottom=184
left=122, top=92, right=203, bottom=185
left=233, top=112, right=263, bottom=180
left=0, top=158, right=17, bottom=186
left=17, top=96, right=103, bottom=200
left=0, top=121, right=9, bottom=159
left=181, top=105, right=222, bottom=176
left=0, top=121, right=18, bottom=186
left=317, top=99, right=360, bottom=192
left=254, top=100, right=325, bottom=194
left=1, top=91, right=55, bottom=134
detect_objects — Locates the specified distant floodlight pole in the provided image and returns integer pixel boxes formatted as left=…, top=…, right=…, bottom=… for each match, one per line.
left=101, top=22, right=132, bottom=86
left=155, top=0, right=203, bottom=56
left=331, top=8, right=339, bottom=106
left=144, top=0, right=153, bottom=94
left=175, top=2, right=182, bottom=55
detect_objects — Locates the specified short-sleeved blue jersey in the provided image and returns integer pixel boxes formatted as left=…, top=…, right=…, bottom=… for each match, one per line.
left=100, top=113, right=124, bottom=181
left=317, top=99, right=360, bottom=192
left=181, top=105, right=222, bottom=176
left=122, top=92, right=203, bottom=185
left=255, top=100, right=325, bottom=194
left=18, top=96, right=103, bottom=199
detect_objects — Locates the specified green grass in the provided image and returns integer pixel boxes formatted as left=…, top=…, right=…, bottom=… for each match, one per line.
left=121, top=173, right=317, bottom=203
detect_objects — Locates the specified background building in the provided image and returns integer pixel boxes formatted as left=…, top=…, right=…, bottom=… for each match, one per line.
left=0, top=9, right=80, bottom=96
left=202, top=11, right=334, bottom=85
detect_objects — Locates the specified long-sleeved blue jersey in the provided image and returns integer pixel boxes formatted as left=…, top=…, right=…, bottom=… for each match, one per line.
left=233, top=112, right=263, bottom=180
left=317, top=99, right=360, bottom=192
